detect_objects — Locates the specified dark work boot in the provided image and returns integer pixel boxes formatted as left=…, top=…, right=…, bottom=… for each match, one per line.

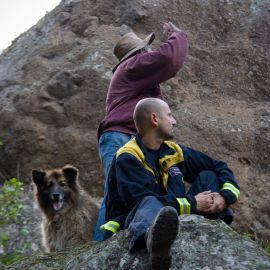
left=146, top=206, right=179, bottom=270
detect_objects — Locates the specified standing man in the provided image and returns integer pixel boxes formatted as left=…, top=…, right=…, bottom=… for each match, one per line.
left=101, top=98, right=240, bottom=270
left=94, top=22, right=188, bottom=241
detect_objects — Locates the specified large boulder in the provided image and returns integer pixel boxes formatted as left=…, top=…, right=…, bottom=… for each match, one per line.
left=7, top=215, right=270, bottom=270
left=0, top=0, right=269, bottom=242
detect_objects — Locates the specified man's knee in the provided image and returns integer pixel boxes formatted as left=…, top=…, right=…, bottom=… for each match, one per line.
left=198, top=170, right=217, bottom=182
left=188, top=170, right=219, bottom=195
left=198, top=170, right=219, bottom=190
left=139, top=196, right=165, bottom=210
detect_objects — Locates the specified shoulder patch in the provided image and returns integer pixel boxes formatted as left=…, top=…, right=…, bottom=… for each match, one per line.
left=168, top=166, right=182, bottom=177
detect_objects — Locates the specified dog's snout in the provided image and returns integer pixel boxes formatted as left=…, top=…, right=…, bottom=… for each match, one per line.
left=53, top=193, right=60, bottom=200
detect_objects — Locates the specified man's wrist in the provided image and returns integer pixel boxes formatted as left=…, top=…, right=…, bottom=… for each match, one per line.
left=218, top=192, right=230, bottom=207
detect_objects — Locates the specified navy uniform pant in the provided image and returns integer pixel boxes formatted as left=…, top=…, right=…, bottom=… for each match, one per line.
left=125, top=170, right=234, bottom=252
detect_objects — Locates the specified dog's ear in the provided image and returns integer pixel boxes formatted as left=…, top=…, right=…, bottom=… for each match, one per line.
left=32, top=170, right=46, bottom=187
left=62, top=165, right=78, bottom=184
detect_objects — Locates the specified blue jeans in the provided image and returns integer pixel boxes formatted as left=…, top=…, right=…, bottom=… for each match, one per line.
left=93, top=131, right=133, bottom=241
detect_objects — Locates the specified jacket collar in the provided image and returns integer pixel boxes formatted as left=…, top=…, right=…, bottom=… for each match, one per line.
left=135, top=134, right=176, bottom=161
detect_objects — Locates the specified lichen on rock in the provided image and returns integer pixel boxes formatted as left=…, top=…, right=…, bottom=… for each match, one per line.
left=7, top=215, right=270, bottom=270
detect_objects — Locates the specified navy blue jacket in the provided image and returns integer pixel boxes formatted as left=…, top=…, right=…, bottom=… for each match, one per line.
left=103, top=135, right=240, bottom=232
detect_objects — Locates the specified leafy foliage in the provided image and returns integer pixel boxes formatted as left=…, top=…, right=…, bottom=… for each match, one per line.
left=0, top=178, right=26, bottom=266
left=0, top=178, right=23, bottom=226
left=243, top=232, right=270, bottom=255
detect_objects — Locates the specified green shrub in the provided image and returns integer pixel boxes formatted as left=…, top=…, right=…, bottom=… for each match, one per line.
left=243, top=232, right=270, bottom=255
left=264, top=244, right=270, bottom=254
left=0, top=178, right=25, bottom=266
left=0, top=178, right=23, bottom=226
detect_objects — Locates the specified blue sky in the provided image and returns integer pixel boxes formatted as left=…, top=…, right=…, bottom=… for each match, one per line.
left=0, top=0, right=61, bottom=50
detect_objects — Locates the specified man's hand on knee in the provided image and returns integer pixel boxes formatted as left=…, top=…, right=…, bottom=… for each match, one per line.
left=206, top=192, right=226, bottom=214
left=194, top=190, right=214, bottom=213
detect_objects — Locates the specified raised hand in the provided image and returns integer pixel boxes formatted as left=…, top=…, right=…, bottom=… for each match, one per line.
left=163, top=21, right=182, bottom=37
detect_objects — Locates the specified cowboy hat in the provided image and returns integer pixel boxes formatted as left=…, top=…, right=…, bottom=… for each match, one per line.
left=112, top=32, right=155, bottom=73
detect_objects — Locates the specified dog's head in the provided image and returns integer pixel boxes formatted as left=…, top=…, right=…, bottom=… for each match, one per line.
left=32, top=165, right=79, bottom=216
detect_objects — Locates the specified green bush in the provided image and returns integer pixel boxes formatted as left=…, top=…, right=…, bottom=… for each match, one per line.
left=243, top=232, right=270, bottom=255
left=0, top=178, right=23, bottom=226
left=264, top=244, right=270, bottom=254
left=0, top=141, right=34, bottom=266
left=0, top=178, right=25, bottom=266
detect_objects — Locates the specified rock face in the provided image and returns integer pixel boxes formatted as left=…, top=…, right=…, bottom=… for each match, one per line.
left=0, top=0, right=269, bottom=243
left=7, top=215, right=270, bottom=270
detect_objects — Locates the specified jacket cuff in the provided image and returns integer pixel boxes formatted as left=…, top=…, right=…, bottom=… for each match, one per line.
left=186, top=194, right=197, bottom=213
left=176, top=195, right=196, bottom=215
left=100, top=220, right=121, bottom=234
left=220, top=182, right=240, bottom=206
left=219, top=190, right=236, bottom=206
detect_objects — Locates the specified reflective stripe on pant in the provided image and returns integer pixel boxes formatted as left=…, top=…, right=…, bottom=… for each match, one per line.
left=93, top=131, right=133, bottom=241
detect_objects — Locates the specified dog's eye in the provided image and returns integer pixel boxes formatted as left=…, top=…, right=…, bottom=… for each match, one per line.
left=47, top=181, right=53, bottom=188
left=59, top=181, right=66, bottom=187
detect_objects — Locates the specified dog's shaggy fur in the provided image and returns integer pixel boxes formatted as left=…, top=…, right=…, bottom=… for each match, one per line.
left=32, top=165, right=99, bottom=252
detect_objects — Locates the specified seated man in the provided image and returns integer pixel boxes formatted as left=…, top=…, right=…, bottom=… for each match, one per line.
left=101, top=98, right=240, bottom=270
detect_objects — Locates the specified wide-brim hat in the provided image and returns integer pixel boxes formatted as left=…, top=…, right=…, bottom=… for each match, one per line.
left=112, top=32, right=155, bottom=73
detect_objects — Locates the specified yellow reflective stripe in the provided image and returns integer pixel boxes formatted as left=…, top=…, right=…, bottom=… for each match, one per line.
left=221, top=182, right=240, bottom=200
left=159, top=141, right=184, bottom=187
left=116, top=138, right=142, bottom=158
left=100, top=221, right=120, bottom=234
left=116, top=139, right=184, bottom=188
left=183, top=198, right=191, bottom=214
left=177, top=198, right=184, bottom=214
left=116, top=138, right=156, bottom=177
left=176, top=198, right=191, bottom=215
left=159, top=141, right=184, bottom=171
left=161, top=171, right=169, bottom=189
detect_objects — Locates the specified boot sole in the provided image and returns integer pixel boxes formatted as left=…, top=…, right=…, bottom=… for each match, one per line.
left=149, top=207, right=179, bottom=270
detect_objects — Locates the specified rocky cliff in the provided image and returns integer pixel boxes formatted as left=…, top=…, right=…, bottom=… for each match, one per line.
left=7, top=216, right=270, bottom=270
left=0, top=0, right=269, bottom=244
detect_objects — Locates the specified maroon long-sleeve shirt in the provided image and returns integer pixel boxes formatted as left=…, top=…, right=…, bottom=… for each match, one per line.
left=97, top=31, right=188, bottom=140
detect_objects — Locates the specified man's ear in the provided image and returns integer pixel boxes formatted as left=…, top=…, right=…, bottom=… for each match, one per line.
left=32, top=170, right=46, bottom=187
left=151, top=112, right=159, bottom=127
left=62, top=165, right=78, bottom=184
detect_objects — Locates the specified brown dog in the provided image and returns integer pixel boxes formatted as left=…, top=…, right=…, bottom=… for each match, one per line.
left=32, top=165, right=99, bottom=252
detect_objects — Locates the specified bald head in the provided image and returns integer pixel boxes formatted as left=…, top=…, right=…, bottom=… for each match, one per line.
left=133, top=98, right=169, bottom=133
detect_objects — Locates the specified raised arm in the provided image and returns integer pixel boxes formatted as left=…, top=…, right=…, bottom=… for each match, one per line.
left=125, top=22, right=188, bottom=89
